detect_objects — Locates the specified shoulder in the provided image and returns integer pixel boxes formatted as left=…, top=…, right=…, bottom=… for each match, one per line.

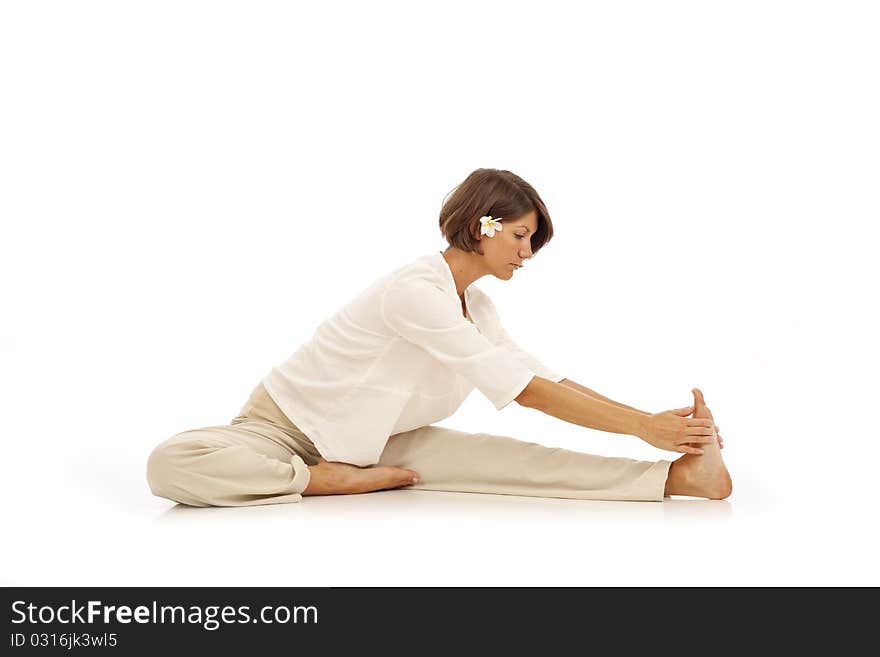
left=385, top=272, right=447, bottom=301
left=381, top=265, right=453, bottom=320
left=386, top=255, right=447, bottom=293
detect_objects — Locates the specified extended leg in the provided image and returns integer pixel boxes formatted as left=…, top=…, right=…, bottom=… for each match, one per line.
left=378, top=425, right=673, bottom=502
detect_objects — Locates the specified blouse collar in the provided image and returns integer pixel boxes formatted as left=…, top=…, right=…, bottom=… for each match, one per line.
left=433, top=251, right=467, bottom=298
left=432, top=252, right=477, bottom=325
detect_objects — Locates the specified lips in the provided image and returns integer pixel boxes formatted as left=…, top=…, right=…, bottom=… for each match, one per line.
left=509, top=263, right=521, bottom=268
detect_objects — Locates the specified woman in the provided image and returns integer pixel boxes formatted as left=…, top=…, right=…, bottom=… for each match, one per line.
left=146, top=168, right=732, bottom=506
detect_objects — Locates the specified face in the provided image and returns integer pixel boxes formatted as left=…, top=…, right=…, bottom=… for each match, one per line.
left=478, top=210, right=538, bottom=279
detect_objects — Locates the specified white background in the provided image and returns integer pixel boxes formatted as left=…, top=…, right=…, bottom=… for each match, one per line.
left=2, top=1, right=878, bottom=586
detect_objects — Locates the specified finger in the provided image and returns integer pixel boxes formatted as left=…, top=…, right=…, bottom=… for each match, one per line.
left=682, top=440, right=712, bottom=450
left=685, top=427, right=715, bottom=437
left=681, top=446, right=705, bottom=455
left=686, top=419, right=715, bottom=428
left=681, top=436, right=714, bottom=445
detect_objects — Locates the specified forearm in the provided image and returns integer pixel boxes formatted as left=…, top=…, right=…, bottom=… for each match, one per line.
left=558, top=378, right=650, bottom=416
left=524, top=377, right=645, bottom=437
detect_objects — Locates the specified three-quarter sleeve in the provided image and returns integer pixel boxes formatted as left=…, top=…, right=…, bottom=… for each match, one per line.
left=380, top=280, right=537, bottom=410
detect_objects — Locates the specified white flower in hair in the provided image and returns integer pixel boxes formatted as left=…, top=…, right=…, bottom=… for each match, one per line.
left=479, top=215, right=503, bottom=237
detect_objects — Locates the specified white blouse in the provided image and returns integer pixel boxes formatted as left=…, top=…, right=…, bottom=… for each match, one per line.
left=261, top=251, right=564, bottom=466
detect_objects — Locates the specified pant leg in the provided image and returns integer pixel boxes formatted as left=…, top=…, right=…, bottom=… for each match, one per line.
left=147, top=383, right=321, bottom=506
left=231, top=381, right=324, bottom=465
left=146, top=422, right=313, bottom=506
left=377, top=425, right=673, bottom=502
left=146, top=383, right=320, bottom=507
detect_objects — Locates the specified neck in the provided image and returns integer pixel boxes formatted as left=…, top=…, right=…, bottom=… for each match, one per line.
left=442, top=248, right=487, bottom=298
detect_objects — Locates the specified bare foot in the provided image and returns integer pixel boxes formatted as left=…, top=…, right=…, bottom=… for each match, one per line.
left=668, top=389, right=733, bottom=499
left=303, top=458, right=420, bottom=496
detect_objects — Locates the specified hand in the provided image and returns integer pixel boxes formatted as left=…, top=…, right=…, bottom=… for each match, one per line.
left=681, top=398, right=725, bottom=450
left=662, top=404, right=724, bottom=449
left=637, top=407, right=715, bottom=454
left=705, top=402, right=724, bottom=448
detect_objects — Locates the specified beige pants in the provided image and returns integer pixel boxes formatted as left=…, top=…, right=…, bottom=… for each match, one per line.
left=147, top=383, right=673, bottom=506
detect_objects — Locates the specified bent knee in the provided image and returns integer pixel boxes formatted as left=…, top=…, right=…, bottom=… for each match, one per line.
left=146, top=438, right=209, bottom=506
left=146, top=441, right=178, bottom=500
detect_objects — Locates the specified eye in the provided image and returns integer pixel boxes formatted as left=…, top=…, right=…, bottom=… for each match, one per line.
left=515, top=234, right=525, bottom=239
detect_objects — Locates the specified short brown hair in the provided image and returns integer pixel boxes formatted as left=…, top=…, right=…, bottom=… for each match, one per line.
left=438, top=168, right=554, bottom=256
